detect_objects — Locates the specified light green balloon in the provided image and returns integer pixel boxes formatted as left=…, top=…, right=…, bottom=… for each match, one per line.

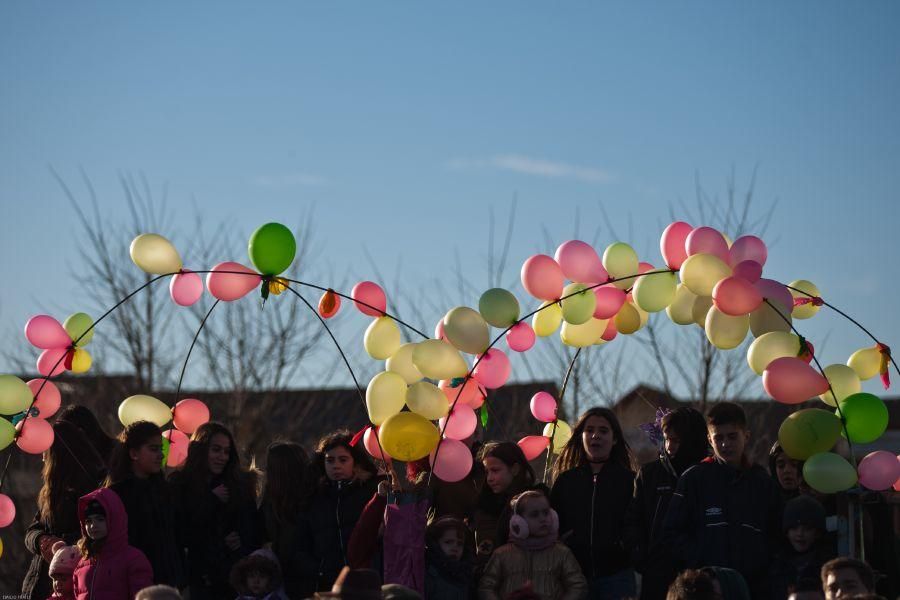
left=778, top=409, right=842, bottom=461
left=838, top=392, right=888, bottom=444
left=443, top=307, right=490, bottom=355
left=633, top=271, right=678, bottom=313
left=479, top=288, right=520, bottom=328
left=0, top=418, right=15, bottom=450
left=0, top=375, right=33, bottom=416
left=561, top=283, right=596, bottom=325
left=803, top=452, right=858, bottom=494
left=64, top=312, right=94, bottom=347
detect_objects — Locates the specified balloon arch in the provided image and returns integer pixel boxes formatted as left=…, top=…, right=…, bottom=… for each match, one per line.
left=1, top=220, right=898, bottom=544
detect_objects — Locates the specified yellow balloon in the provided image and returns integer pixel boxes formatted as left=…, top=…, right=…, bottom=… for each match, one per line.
left=615, top=302, right=642, bottom=335
left=543, top=420, right=572, bottom=453
left=0, top=536, right=3, bottom=558
left=819, top=364, right=861, bottom=407
left=560, top=318, right=607, bottom=348
left=633, top=271, right=677, bottom=313
left=366, top=371, right=407, bottom=425
left=789, top=280, right=821, bottom=320
left=364, top=317, right=401, bottom=360
left=385, top=343, right=423, bottom=384
left=119, top=394, right=172, bottom=427
left=705, top=307, right=749, bottom=350
left=70, top=349, right=92, bottom=374
left=747, top=331, right=803, bottom=375
left=412, top=340, right=469, bottom=380
left=443, top=307, right=490, bottom=354
left=847, top=346, right=882, bottom=381
left=691, top=296, right=714, bottom=327
left=129, top=233, right=183, bottom=275
left=680, top=253, right=732, bottom=296
left=602, top=242, right=639, bottom=290
left=378, top=412, right=440, bottom=461
left=561, top=283, right=596, bottom=325
left=750, top=303, right=792, bottom=337
left=666, top=284, right=698, bottom=326
left=406, top=381, right=449, bottom=420
left=533, top=301, right=563, bottom=337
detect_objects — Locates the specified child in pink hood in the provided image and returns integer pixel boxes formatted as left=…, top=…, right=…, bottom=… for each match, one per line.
left=72, top=487, right=154, bottom=600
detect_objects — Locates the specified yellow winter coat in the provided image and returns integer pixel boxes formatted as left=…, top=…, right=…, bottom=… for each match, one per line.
left=477, top=542, right=588, bottom=600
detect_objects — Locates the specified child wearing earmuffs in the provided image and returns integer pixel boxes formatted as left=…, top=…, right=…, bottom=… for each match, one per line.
left=477, top=489, right=587, bottom=600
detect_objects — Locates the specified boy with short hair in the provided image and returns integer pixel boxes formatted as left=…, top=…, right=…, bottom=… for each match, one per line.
left=820, top=557, right=876, bottom=599
left=663, top=402, right=782, bottom=599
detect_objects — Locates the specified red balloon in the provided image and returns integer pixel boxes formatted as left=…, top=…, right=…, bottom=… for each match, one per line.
left=206, top=262, right=261, bottom=302
left=16, top=417, right=55, bottom=454
left=685, top=226, right=729, bottom=262
left=521, top=255, right=564, bottom=301
left=163, top=429, right=190, bottom=468
left=554, top=240, right=607, bottom=284
left=173, top=398, right=210, bottom=435
left=26, top=379, right=61, bottom=419
left=593, top=287, right=626, bottom=319
left=506, top=322, right=535, bottom=352
left=518, top=436, right=550, bottom=461
left=439, top=378, right=486, bottom=409
left=0, top=493, right=15, bottom=528
left=600, top=319, right=618, bottom=342
left=351, top=281, right=387, bottom=316
left=473, top=349, right=511, bottom=389
left=763, top=357, right=829, bottom=404
left=318, top=289, right=341, bottom=318
left=37, top=348, right=68, bottom=378
left=732, top=260, right=763, bottom=283
left=660, top=221, right=693, bottom=270
left=729, top=235, right=768, bottom=267
left=712, top=277, right=763, bottom=316
left=363, top=427, right=391, bottom=462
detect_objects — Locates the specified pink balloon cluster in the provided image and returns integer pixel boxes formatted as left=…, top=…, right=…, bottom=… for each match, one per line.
left=164, top=398, right=211, bottom=467
left=25, top=315, right=79, bottom=377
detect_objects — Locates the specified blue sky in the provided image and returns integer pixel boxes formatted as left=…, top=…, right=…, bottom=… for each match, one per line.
left=1, top=2, right=898, bottom=399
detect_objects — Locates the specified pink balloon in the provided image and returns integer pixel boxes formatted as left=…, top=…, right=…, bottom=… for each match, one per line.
left=163, top=429, right=190, bottom=468
left=755, top=279, right=793, bottom=313
left=430, top=438, right=474, bottom=483
left=530, top=392, right=558, bottom=422
left=364, top=426, right=391, bottom=462
left=729, top=235, right=768, bottom=267
left=473, top=349, right=511, bottom=389
left=37, top=348, right=68, bottom=377
left=434, top=319, right=448, bottom=341
left=660, top=221, right=693, bottom=270
left=206, top=262, right=261, bottom=302
left=439, top=403, right=478, bottom=440
left=554, top=240, right=607, bottom=284
left=762, top=357, right=830, bottom=405
left=518, top=436, right=550, bottom=461
left=25, top=315, right=71, bottom=350
left=173, top=398, right=209, bottom=434
left=732, top=260, right=763, bottom=283
left=0, top=492, right=14, bottom=528
left=352, top=281, right=387, bottom=316
left=506, top=322, right=535, bottom=352
left=685, top=226, right=729, bottom=262
left=712, top=277, right=763, bottom=316
left=169, top=270, right=203, bottom=306
left=601, top=319, right=618, bottom=342
left=858, top=451, right=900, bottom=491
left=521, top=255, right=564, bottom=301
left=593, top=287, right=627, bottom=319
left=439, top=378, right=486, bottom=409
left=26, top=379, right=61, bottom=419
left=16, top=417, right=55, bottom=454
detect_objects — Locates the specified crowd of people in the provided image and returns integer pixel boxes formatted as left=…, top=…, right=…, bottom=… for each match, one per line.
left=19, top=401, right=896, bottom=600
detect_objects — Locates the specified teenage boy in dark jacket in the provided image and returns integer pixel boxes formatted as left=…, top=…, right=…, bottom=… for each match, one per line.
left=663, top=402, right=782, bottom=600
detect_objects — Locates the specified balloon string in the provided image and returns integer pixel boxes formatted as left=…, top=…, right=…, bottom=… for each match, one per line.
left=173, top=300, right=220, bottom=408
left=541, top=347, right=583, bottom=484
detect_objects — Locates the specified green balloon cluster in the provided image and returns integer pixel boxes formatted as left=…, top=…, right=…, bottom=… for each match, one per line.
left=479, top=288, right=520, bottom=328
left=838, top=392, right=888, bottom=444
left=248, top=223, right=297, bottom=275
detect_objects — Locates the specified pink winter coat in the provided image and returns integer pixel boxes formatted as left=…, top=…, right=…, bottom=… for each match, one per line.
left=72, top=488, right=154, bottom=600
left=382, top=492, right=430, bottom=596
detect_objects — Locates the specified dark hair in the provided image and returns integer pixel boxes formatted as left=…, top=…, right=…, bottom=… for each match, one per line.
left=38, top=421, right=106, bottom=526
left=661, top=407, right=709, bottom=472
left=56, top=404, right=116, bottom=461
left=768, top=441, right=804, bottom=492
left=314, top=429, right=377, bottom=482
left=174, top=422, right=254, bottom=504
left=105, top=421, right=163, bottom=486
left=706, top=401, right=747, bottom=429
left=553, top=407, right=634, bottom=479
left=229, top=553, right=281, bottom=595
left=479, top=441, right=535, bottom=495
left=426, top=516, right=468, bottom=546
left=261, top=441, right=310, bottom=526
left=666, top=569, right=719, bottom=600
left=821, top=558, right=875, bottom=594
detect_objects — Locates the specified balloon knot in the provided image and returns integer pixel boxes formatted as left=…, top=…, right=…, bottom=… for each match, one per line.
left=349, top=425, right=368, bottom=447
left=877, top=343, right=891, bottom=389
left=792, top=296, right=823, bottom=307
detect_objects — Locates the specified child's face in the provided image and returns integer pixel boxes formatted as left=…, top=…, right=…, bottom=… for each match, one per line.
left=208, top=433, right=231, bottom=475
left=247, top=571, right=270, bottom=596
left=520, top=496, right=553, bottom=539
left=582, top=416, right=616, bottom=462
left=84, top=514, right=108, bottom=540
left=130, top=437, right=164, bottom=477
left=663, top=428, right=680, bottom=457
left=483, top=457, right=516, bottom=494
left=787, top=524, right=818, bottom=553
left=707, top=423, right=749, bottom=467
left=53, top=578, right=74, bottom=594
left=324, top=446, right=355, bottom=481
left=437, top=529, right=464, bottom=561
left=775, top=454, right=801, bottom=491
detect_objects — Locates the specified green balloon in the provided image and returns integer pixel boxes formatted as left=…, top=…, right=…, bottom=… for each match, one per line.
left=0, top=418, right=15, bottom=451
left=838, top=392, right=888, bottom=444
left=161, top=434, right=170, bottom=468
left=479, top=288, right=520, bottom=328
left=803, top=452, right=858, bottom=494
left=561, top=283, right=596, bottom=325
left=248, top=222, right=297, bottom=275
left=778, top=408, right=842, bottom=461
left=0, top=375, right=33, bottom=416
left=64, top=312, right=94, bottom=347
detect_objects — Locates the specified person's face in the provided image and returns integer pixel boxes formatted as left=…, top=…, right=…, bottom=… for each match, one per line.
left=824, top=568, right=870, bottom=599
left=707, top=423, right=749, bottom=467
left=130, top=437, right=164, bottom=477
left=787, top=524, right=818, bottom=553
left=53, top=578, right=74, bottom=594
left=324, top=445, right=355, bottom=481
left=84, top=514, right=108, bottom=540
left=437, top=529, right=464, bottom=561
left=483, top=457, right=517, bottom=494
left=582, top=416, right=616, bottom=462
left=776, top=454, right=801, bottom=491
left=247, top=571, right=269, bottom=596
left=520, top=495, right=553, bottom=539
left=208, top=433, right=231, bottom=475
left=663, top=428, right=681, bottom=457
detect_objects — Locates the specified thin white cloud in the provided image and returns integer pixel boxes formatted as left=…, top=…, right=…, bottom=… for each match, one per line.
left=447, top=154, right=613, bottom=183
left=252, top=173, right=326, bottom=188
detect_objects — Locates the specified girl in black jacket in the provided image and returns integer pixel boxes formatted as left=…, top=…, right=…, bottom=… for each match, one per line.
left=550, top=407, right=636, bottom=600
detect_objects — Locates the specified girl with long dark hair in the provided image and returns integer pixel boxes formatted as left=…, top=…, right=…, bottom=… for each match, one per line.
left=473, top=441, right=536, bottom=557
left=55, top=404, right=116, bottom=464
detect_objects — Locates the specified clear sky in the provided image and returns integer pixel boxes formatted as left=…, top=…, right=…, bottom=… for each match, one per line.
left=1, top=2, right=898, bottom=399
